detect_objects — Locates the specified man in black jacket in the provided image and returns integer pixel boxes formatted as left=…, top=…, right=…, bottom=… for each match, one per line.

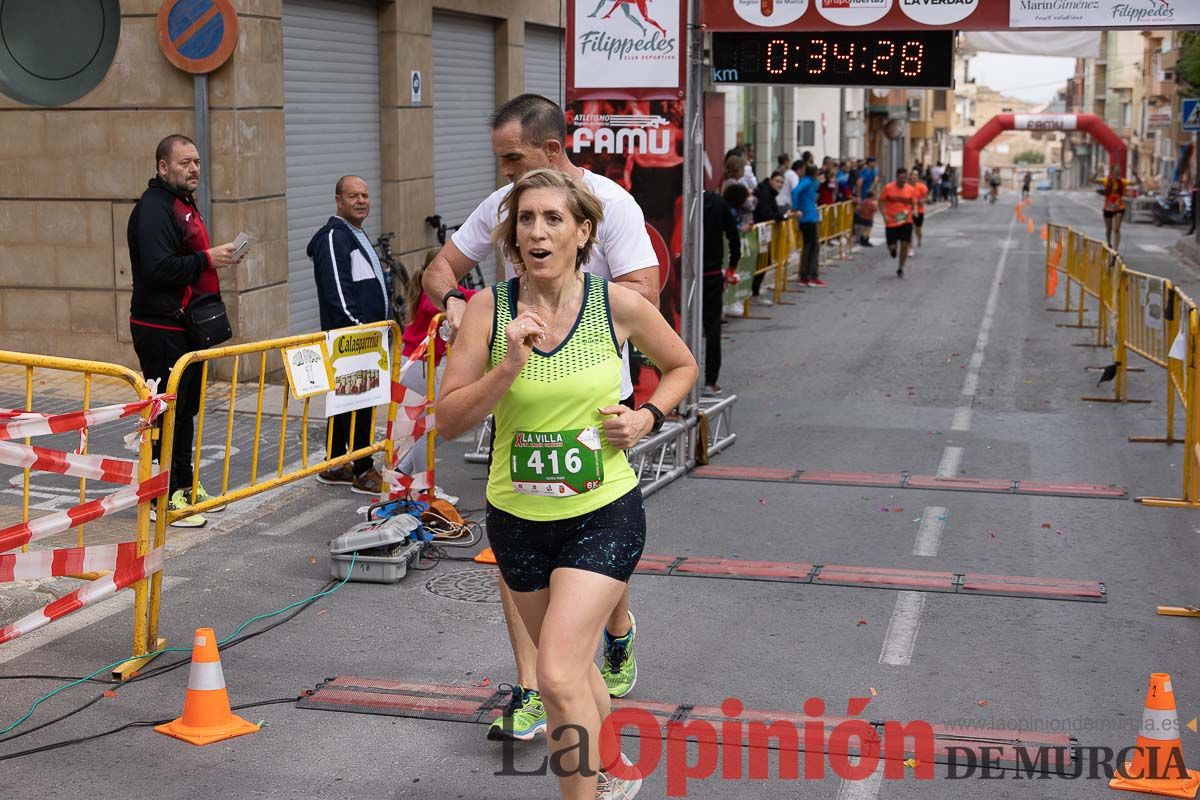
left=702, top=189, right=741, bottom=395
left=128, top=134, right=242, bottom=528
left=307, top=175, right=391, bottom=495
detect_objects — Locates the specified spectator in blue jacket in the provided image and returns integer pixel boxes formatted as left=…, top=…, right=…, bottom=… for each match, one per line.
left=307, top=175, right=391, bottom=495
left=791, top=164, right=823, bottom=287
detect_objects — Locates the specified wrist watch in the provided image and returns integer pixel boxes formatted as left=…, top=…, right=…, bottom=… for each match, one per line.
left=441, top=288, right=466, bottom=308
left=639, top=402, right=665, bottom=434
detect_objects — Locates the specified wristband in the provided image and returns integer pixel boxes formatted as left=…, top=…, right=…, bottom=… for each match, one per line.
left=441, top=288, right=466, bottom=308
left=639, top=402, right=665, bottom=434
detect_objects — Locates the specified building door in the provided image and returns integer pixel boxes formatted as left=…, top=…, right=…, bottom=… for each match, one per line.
left=282, top=0, right=383, bottom=334
left=433, top=12, right=497, bottom=280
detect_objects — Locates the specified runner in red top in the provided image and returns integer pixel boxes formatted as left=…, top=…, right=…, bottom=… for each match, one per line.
left=1095, top=169, right=1128, bottom=251
left=879, top=167, right=916, bottom=277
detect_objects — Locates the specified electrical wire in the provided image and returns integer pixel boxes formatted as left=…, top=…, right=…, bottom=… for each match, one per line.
left=0, top=697, right=297, bottom=762
left=0, top=553, right=358, bottom=738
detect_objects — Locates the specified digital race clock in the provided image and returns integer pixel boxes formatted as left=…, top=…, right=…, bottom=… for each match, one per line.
left=711, top=31, right=954, bottom=89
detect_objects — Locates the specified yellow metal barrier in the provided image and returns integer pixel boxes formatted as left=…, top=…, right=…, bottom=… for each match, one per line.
left=150, top=321, right=405, bottom=651
left=0, top=351, right=161, bottom=675
left=1045, top=226, right=1200, bottom=509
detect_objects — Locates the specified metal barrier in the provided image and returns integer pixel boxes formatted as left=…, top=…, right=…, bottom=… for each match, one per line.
left=151, top=321, right=407, bottom=649
left=1045, top=227, right=1200, bottom=509
left=0, top=351, right=167, bottom=677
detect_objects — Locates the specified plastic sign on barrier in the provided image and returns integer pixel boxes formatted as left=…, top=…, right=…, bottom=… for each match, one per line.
left=282, top=342, right=334, bottom=400
left=325, top=326, right=391, bottom=417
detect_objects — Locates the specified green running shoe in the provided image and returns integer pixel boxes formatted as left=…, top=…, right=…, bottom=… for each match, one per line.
left=193, top=482, right=225, bottom=512
left=601, top=611, right=637, bottom=698
left=487, top=684, right=546, bottom=741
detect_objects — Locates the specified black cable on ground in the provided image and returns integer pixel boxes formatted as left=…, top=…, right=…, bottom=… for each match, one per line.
left=0, top=697, right=298, bottom=762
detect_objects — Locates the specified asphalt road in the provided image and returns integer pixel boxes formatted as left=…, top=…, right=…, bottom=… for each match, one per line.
left=0, top=189, right=1197, bottom=800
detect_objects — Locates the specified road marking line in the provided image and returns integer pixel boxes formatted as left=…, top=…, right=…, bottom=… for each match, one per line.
left=913, top=506, right=948, bottom=557
left=937, top=446, right=963, bottom=478
left=836, top=761, right=884, bottom=800
left=879, top=591, right=926, bottom=666
left=0, top=576, right=186, bottom=665
left=960, top=217, right=1017, bottom=399
left=1138, top=244, right=1167, bottom=254
left=260, top=497, right=356, bottom=536
left=951, top=406, right=973, bottom=432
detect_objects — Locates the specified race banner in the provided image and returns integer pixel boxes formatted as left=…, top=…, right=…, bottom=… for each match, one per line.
left=566, top=99, right=686, bottom=336
left=325, top=325, right=391, bottom=417
left=569, top=0, right=686, bottom=97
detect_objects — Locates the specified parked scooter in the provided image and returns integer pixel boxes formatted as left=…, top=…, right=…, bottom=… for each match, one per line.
left=1152, top=191, right=1191, bottom=227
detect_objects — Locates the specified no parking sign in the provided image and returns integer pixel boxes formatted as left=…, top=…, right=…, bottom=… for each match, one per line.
left=157, top=0, right=239, bottom=74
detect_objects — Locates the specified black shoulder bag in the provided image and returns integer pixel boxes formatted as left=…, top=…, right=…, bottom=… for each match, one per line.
left=181, top=293, right=233, bottom=349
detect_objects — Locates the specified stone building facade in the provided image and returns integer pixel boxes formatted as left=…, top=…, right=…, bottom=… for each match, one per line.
left=0, top=0, right=564, bottom=367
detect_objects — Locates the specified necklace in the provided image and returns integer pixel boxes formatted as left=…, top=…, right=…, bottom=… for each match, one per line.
left=520, top=272, right=583, bottom=316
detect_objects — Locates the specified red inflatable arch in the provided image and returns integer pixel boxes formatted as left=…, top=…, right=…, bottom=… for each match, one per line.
left=961, top=113, right=1126, bottom=200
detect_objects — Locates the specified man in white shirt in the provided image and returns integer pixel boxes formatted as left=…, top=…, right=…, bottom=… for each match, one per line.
left=777, top=153, right=798, bottom=212
left=423, top=93, right=659, bottom=740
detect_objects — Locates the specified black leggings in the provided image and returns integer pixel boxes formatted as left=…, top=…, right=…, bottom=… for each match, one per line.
left=702, top=273, right=724, bottom=386
left=799, top=221, right=819, bottom=281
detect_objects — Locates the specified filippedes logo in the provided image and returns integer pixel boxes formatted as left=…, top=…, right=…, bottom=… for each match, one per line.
left=585, top=0, right=669, bottom=37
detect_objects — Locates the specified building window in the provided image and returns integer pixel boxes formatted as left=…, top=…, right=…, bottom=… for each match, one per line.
left=934, top=90, right=947, bottom=111
left=797, top=120, right=815, bottom=147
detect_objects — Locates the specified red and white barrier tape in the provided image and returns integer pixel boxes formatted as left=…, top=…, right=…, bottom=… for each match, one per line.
left=0, top=440, right=136, bottom=485
left=0, top=471, right=169, bottom=555
left=381, top=469, right=432, bottom=498
left=0, top=547, right=163, bottom=646
left=0, top=541, right=141, bottom=583
left=0, top=395, right=171, bottom=442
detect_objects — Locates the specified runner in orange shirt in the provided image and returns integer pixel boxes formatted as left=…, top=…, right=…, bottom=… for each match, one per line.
left=908, top=170, right=929, bottom=258
left=879, top=167, right=916, bottom=278
left=1094, top=168, right=1128, bottom=251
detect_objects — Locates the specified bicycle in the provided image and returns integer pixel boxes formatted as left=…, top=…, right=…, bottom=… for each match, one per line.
left=374, top=231, right=410, bottom=326
left=426, top=215, right=487, bottom=291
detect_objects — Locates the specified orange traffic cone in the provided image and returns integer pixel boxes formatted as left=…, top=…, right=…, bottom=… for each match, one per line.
left=474, top=547, right=497, bottom=565
left=1027, top=218, right=1036, bottom=234
left=155, top=628, right=259, bottom=746
left=1040, top=224, right=1048, bottom=241
left=1110, top=673, right=1200, bottom=798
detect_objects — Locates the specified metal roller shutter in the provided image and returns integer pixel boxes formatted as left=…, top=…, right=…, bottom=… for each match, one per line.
left=433, top=12, right=496, bottom=272
left=283, top=0, right=382, bottom=334
left=524, top=25, right=564, bottom=107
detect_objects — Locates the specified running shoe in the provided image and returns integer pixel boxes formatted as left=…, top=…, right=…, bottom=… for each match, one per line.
left=808, top=279, right=828, bottom=287
left=601, top=611, right=637, bottom=698
left=487, top=684, right=547, bottom=741
left=896, top=267, right=904, bottom=278
left=194, top=482, right=225, bottom=512
left=596, top=754, right=643, bottom=799
left=908, top=248, right=916, bottom=257
left=701, top=385, right=722, bottom=398
left=150, top=490, right=206, bottom=528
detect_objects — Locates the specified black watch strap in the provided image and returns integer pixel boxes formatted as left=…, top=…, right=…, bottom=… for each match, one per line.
left=639, top=402, right=665, bottom=434
left=441, top=288, right=466, bottom=308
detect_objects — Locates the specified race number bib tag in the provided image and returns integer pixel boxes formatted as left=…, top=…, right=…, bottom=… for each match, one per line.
left=893, top=211, right=909, bottom=223
left=510, top=427, right=604, bottom=497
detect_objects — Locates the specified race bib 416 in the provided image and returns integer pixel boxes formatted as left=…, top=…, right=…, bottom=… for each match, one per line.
left=510, top=427, right=604, bottom=497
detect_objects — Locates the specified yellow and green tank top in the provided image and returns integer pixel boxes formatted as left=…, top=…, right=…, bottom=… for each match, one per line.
left=487, top=273, right=637, bottom=521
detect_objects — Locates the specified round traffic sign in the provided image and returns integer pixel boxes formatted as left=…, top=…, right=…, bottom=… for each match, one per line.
left=156, top=0, right=239, bottom=75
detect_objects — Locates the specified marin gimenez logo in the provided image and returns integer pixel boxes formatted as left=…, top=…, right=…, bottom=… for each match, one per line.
left=580, top=0, right=677, bottom=63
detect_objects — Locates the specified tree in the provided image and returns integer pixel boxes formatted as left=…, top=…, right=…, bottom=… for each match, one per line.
left=1014, top=150, right=1045, bottom=165
left=1180, top=32, right=1200, bottom=93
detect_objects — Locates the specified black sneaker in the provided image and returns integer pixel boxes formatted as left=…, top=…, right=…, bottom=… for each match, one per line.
left=897, top=267, right=904, bottom=278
